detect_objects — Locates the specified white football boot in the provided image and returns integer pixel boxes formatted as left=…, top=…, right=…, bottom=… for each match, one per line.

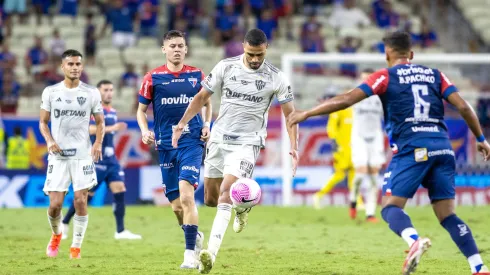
left=180, top=250, right=198, bottom=269
left=198, top=250, right=215, bottom=274
left=402, top=237, right=431, bottom=275
left=114, top=229, right=142, bottom=240
left=233, top=208, right=251, bottom=233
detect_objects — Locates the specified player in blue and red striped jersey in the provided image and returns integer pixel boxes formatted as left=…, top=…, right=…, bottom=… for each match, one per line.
left=288, top=31, right=490, bottom=275
left=62, top=80, right=142, bottom=241
left=136, top=30, right=212, bottom=269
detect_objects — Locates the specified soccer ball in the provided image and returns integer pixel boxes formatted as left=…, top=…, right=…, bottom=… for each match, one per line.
left=229, top=178, right=261, bottom=210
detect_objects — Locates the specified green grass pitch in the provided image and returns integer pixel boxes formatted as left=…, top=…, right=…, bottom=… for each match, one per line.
left=1, top=206, right=489, bottom=275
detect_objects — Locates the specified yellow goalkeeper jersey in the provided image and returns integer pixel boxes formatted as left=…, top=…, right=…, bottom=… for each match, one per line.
left=327, top=107, right=353, bottom=159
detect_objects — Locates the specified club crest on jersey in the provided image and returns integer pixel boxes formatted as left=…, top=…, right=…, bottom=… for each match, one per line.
left=77, top=97, right=86, bottom=106
left=255, top=80, right=266, bottom=91
left=188, top=77, right=197, bottom=88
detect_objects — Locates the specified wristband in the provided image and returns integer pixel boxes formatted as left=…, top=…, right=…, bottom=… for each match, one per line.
left=204, top=122, right=211, bottom=127
left=477, top=134, right=485, bottom=143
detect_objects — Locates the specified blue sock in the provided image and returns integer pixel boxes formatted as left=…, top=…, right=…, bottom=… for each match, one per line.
left=381, top=205, right=419, bottom=245
left=441, top=214, right=480, bottom=258
left=113, top=192, right=125, bottom=233
left=182, top=224, right=198, bottom=250
left=62, top=204, right=76, bottom=224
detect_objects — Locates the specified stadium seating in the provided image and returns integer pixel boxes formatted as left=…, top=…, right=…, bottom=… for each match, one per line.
left=11, top=1, right=479, bottom=115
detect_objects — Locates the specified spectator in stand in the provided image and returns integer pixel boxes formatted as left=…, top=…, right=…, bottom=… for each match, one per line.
left=214, top=3, right=238, bottom=45
left=224, top=30, right=244, bottom=58
left=49, top=29, right=66, bottom=62
left=274, top=0, right=293, bottom=40
left=301, top=19, right=326, bottom=75
left=337, top=36, right=362, bottom=78
left=3, top=0, right=27, bottom=37
left=248, top=0, right=273, bottom=20
left=101, top=0, right=139, bottom=63
left=0, top=71, right=21, bottom=114
left=32, top=0, right=53, bottom=25
left=328, top=0, right=370, bottom=31
left=25, top=36, right=49, bottom=75
left=0, top=43, right=17, bottom=73
left=198, top=9, right=211, bottom=42
left=118, top=63, right=139, bottom=90
left=41, top=62, right=63, bottom=85
left=59, top=0, right=78, bottom=24
left=257, top=9, right=278, bottom=41
left=412, top=19, right=438, bottom=48
left=139, top=0, right=159, bottom=38
left=167, top=0, right=182, bottom=31
left=301, top=12, right=322, bottom=40
left=125, top=0, right=141, bottom=14
left=371, top=0, right=399, bottom=29
left=84, top=12, right=97, bottom=66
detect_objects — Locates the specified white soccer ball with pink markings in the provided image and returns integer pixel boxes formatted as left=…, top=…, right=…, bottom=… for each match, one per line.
left=229, top=178, right=262, bottom=210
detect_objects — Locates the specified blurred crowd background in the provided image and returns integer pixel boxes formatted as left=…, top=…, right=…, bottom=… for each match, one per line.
left=0, top=0, right=489, bottom=170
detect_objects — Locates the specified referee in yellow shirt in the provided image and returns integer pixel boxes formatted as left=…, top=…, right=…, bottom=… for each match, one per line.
left=313, top=92, right=363, bottom=211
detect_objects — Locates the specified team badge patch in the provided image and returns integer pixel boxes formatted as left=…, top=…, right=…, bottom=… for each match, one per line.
left=77, top=97, right=86, bottom=106
left=188, top=77, right=197, bottom=88
left=414, top=148, right=428, bottom=162
left=255, top=80, right=266, bottom=91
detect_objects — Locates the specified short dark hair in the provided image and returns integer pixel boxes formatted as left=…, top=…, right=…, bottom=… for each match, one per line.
left=162, top=30, right=186, bottom=44
left=362, top=68, right=375, bottom=74
left=13, top=126, right=22, bottom=136
left=61, top=49, right=83, bottom=60
left=382, top=31, right=411, bottom=54
left=97, top=79, right=113, bottom=88
left=244, top=29, right=268, bottom=46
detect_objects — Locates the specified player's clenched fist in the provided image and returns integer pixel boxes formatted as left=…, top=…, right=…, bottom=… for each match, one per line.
left=201, top=126, right=210, bottom=142
left=92, top=141, right=103, bottom=162
left=141, top=131, right=155, bottom=145
left=477, top=140, right=490, bottom=161
left=47, top=140, right=62, bottom=155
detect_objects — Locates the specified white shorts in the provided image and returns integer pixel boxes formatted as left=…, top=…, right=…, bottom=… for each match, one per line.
left=351, top=134, right=386, bottom=168
left=43, top=158, right=97, bottom=195
left=204, top=142, right=261, bottom=179
left=112, top=32, right=136, bottom=49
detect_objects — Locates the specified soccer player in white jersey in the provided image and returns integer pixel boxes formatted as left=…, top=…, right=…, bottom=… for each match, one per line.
left=40, top=49, right=105, bottom=260
left=172, top=29, right=299, bottom=274
left=349, top=68, right=386, bottom=222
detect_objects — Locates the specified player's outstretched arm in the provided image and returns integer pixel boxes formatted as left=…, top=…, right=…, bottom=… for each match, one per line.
left=287, top=88, right=367, bottom=127
left=136, top=103, right=155, bottom=145
left=92, top=113, right=105, bottom=162
left=447, top=92, right=490, bottom=160
left=39, top=109, right=61, bottom=155
left=281, top=101, right=299, bottom=176
left=172, top=89, right=212, bottom=148
left=200, top=96, right=212, bottom=142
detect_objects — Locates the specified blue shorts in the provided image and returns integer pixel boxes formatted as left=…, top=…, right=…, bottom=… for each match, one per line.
left=90, top=163, right=125, bottom=192
left=383, top=138, right=456, bottom=201
left=159, top=144, right=204, bottom=202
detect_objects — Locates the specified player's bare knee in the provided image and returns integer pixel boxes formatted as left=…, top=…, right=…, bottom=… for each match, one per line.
left=109, top=181, right=126, bottom=193
left=432, top=199, right=455, bottom=222
left=204, top=194, right=218, bottom=207
left=48, top=201, right=63, bottom=215
left=179, top=193, right=195, bottom=209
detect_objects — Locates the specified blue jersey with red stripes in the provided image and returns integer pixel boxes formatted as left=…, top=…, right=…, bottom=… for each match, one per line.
left=138, top=64, right=206, bottom=150
left=358, top=62, right=458, bottom=149
left=90, top=106, right=119, bottom=165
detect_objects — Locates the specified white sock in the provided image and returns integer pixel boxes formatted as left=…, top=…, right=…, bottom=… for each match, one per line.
left=207, top=203, right=232, bottom=258
left=47, top=211, right=63, bottom=235
left=365, top=174, right=379, bottom=217
left=401, top=227, right=419, bottom=247
left=71, top=215, right=89, bottom=248
left=468, top=254, right=484, bottom=273
left=349, top=173, right=365, bottom=203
